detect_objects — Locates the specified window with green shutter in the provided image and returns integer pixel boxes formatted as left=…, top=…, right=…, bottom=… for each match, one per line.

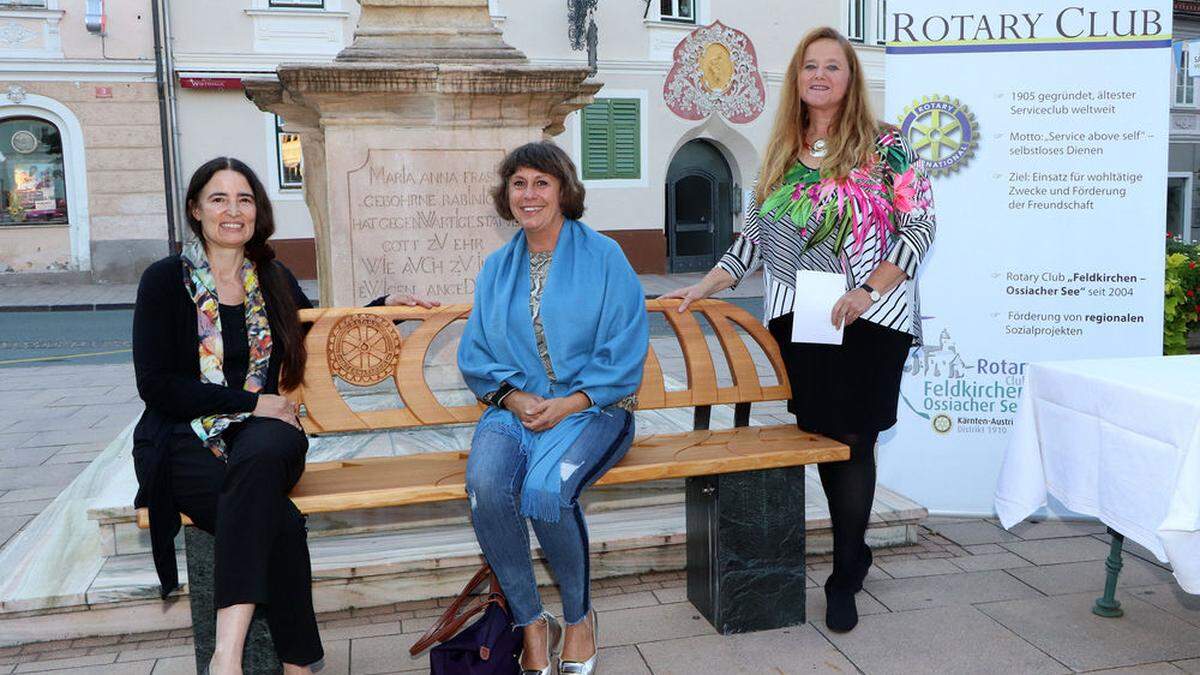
left=581, top=98, right=641, bottom=180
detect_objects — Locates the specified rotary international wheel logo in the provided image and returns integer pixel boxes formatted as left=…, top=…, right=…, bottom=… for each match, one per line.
left=327, top=313, right=401, bottom=386
left=932, top=414, right=953, bottom=434
left=897, top=95, right=977, bottom=176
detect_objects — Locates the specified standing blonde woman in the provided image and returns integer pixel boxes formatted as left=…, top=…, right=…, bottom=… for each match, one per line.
left=663, top=27, right=936, bottom=632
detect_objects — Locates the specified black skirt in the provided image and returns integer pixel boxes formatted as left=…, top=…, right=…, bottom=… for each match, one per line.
left=767, top=313, right=914, bottom=436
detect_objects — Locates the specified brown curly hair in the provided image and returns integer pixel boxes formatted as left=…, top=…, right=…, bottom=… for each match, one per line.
left=490, top=141, right=586, bottom=222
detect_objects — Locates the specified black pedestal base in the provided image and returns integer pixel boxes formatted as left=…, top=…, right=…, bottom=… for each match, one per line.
left=185, top=527, right=282, bottom=674
left=685, top=466, right=808, bottom=634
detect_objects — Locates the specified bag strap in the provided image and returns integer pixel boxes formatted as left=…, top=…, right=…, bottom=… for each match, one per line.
left=409, top=563, right=508, bottom=656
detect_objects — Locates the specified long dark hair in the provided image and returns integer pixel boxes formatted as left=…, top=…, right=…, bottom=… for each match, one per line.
left=184, top=157, right=306, bottom=391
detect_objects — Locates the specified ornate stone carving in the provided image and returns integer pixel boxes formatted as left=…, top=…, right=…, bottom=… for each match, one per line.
left=326, top=313, right=402, bottom=386
left=6, top=85, right=28, bottom=104
left=663, top=21, right=766, bottom=124
left=0, top=22, right=36, bottom=47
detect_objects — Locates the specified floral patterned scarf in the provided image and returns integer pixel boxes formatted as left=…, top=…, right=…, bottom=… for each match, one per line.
left=181, top=239, right=273, bottom=457
left=760, top=128, right=930, bottom=259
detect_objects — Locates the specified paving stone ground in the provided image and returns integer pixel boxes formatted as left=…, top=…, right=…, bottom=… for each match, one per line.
left=0, top=363, right=140, bottom=549
left=0, top=522, right=1196, bottom=673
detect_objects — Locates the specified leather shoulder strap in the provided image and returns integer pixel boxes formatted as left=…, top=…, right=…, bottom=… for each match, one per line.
left=409, top=564, right=507, bottom=656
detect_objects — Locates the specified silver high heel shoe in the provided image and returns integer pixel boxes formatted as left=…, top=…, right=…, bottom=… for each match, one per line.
left=519, top=612, right=562, bottom=675
left=557, top=608, right=598, bottom=675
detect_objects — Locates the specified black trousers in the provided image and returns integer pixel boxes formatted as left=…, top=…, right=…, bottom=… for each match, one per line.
left=169, top=417, right=323, bottom=666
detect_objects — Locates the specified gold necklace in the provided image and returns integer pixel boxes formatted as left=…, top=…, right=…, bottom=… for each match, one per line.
left=809, top=138, right=828, bottom=158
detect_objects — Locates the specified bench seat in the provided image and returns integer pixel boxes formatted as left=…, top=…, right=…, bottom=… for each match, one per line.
left=136, top=425, right=845, bottom=527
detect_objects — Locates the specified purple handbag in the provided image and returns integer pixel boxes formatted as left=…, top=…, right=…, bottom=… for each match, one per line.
left=411, top=564, right=522, bottom=674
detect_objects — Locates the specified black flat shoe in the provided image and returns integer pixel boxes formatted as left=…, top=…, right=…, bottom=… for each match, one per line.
left=824, top=582, right=859, bottom=632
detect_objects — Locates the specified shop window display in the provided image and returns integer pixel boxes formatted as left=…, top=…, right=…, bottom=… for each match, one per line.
left=0, top=117, right=68, bottom=226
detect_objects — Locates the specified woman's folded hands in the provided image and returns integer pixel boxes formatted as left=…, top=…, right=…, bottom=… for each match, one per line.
left=503, top=391, right=591, bottom=432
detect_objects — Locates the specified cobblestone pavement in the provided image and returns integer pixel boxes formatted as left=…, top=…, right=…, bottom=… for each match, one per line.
left=0, top=521, right=1197, bottom=673
left=0, top=363, right=140, bottom=549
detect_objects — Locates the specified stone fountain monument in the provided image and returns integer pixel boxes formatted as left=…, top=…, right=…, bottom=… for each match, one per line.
left=244, top=0, right=601, bottom=306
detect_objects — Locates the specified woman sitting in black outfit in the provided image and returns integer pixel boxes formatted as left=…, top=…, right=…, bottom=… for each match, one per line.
left=132, top=157, right=437, bottom=674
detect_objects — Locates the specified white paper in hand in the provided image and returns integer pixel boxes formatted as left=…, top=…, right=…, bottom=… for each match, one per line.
left=791, top=270, right=846, bottom=345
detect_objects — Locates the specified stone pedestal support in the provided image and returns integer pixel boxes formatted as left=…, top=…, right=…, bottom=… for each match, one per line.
left=244, top=0, right=600, bottom=306
left=686, top=467, right=809, bottom=634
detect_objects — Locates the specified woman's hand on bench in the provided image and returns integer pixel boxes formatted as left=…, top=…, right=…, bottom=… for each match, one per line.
left=383, top=293, right=442, bottom=308
left=660, top=267, right=736, bottom=312
left=253, top=394, right=301, bottom=430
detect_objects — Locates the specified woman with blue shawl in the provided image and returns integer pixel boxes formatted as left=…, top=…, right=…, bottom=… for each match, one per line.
left=458, top=141, right=649, bottom=675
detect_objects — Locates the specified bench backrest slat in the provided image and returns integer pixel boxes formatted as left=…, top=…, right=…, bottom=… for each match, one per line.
left=291, top=299, right=790, bottom=435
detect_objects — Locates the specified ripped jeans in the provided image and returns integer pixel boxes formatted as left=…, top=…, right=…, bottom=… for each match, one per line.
left=465, top=408, right=634, bottom=626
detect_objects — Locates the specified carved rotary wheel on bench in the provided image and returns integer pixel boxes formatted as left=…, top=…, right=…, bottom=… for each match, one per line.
left=326, top=313, right=402, bottom=386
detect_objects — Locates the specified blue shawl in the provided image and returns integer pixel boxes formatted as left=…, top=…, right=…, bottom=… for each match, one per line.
left=458, top=220, right=649, bottom=522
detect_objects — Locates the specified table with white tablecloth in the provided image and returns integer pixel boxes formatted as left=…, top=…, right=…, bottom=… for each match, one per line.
left=994, top=355, right=1200, bottom=595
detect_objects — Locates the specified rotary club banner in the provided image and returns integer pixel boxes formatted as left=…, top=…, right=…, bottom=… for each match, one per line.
left=880, top=1, right=1171, bottom=513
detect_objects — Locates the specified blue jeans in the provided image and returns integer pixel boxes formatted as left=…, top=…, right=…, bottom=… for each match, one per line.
left=465, top=409, right=634, bottom=626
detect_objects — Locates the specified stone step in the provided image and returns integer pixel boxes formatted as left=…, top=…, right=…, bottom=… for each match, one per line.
left=93, top=481, right=687, bottom=557
left=0, top=481, right=926, bottom=646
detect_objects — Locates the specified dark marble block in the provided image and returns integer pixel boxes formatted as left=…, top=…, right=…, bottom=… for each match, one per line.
left=185, top=527, right=282, bottom=674
left=686, top=466, right=808, bottom=634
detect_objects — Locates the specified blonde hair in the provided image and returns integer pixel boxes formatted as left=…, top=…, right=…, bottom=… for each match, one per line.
left=756, top=27, right=878, bottom=203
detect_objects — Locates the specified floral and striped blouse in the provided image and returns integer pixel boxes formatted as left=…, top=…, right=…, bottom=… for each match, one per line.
left=717, top=127, right=936, bottom=345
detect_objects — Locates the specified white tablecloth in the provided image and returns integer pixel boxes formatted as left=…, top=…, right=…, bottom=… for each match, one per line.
left=995, top=355, right=1200, bottom=594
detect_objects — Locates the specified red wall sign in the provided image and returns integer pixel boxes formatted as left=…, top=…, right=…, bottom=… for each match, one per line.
left=179, top=77, right=244, bottom=90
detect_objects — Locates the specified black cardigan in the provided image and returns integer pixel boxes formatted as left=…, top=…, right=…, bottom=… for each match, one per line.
left=132, top=255, right=315, bottom=595
left=132, top=255, right=390, bottom=596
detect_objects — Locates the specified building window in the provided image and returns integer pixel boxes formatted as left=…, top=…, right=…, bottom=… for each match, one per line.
left=847, top=0, right=886, bottom=45
left=1167, top=173, right=1193, bottom=243
left=268, top=0, right=323, bottom=7
left=581, top=98, right=641, bottom=180
left=0, top=117, right=68, bottom=226
left=659, top=0, right=694, bottom=23
left=1176, top=60, right=1195, bottom=106
left=275, top=116, right=303, bottom=190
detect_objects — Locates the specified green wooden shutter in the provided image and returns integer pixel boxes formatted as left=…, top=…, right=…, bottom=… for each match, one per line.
left=610, top=99, right=640, bottom=179
left=582, top=102, right=612, bottom=179
left=581, top=98, right=640, bottom=180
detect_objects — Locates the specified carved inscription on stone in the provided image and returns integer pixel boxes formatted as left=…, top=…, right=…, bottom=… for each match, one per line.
left=347, top=148, right=515, bottom=304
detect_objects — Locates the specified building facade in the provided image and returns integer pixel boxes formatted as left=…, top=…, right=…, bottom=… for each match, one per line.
left=3, top=1, right=1192, bottom=282
left=0, top=0, right=170, bottom=281
left=1171, top=0, right=1200, bottom=243
left=160, top=0, right=887, bottom=278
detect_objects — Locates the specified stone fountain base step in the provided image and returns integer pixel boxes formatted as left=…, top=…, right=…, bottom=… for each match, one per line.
left=0, top=475, right=926, bottom=647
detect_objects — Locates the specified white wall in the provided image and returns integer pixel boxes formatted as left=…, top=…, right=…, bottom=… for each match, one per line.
left=169, top=0, right=886, bottom=241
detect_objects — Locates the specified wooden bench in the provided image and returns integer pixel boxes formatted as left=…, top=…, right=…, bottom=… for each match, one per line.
left=142, top=299, right=847, bottom=669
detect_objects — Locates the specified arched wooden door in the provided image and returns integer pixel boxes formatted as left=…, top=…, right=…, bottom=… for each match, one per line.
left=665, top=140, right=734, bottom=273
